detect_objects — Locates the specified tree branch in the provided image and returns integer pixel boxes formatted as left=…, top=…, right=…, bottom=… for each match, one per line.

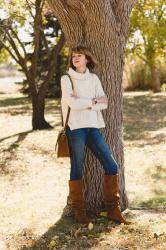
left=136, top=52, right=149, bottom=64
left=112, top=0, right=137, bottom=12
left=30, top=0, right=43, bottom=79
left=0, top=34, right=33, bottom=84
left=39, top=32, right=65, bottom=96
left=40, top=0, right=45, bottom=12
left=2, top=28, right=25, bottom=64
left=85, top=0, right=117, bottom=28
left=111, top=0, right=137, bottom=38
left=0, top=40, right=19, bottom=63
left=8, top=26, right=27, bottom=57
left=47, top=0, right=86, bottom=45
left=158, top=6, right=166, bottom=21
left=40, top=29, right=50, bottom=55
left=25, top=0, right=35, bottom=19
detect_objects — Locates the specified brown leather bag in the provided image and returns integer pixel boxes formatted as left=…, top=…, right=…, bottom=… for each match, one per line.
left=55, top=74, right=74, bottom=158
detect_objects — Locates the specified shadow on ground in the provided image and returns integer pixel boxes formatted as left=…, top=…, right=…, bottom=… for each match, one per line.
left=19, top=215, right=121, bottom=250
left=0, top=95, right=61, bottom=116
left=123, top=93, right=166, bottom=142
left=0, top=96, right=29, bottom=107
left=136, top=195, right=166, bottom=210
left=0, top=130, right=32, bottom=174
left=150, top=165, right=166, bottom=180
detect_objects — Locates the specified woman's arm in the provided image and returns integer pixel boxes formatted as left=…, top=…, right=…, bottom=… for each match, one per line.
left=61, top=75, right=93, bottom=110
left=91, top=75, right=108, bottom=111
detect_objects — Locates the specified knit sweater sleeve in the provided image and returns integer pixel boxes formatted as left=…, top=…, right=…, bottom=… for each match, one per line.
left=61, top=75, right=93, bottom=110
left=91, top=75, right=108, bottom=111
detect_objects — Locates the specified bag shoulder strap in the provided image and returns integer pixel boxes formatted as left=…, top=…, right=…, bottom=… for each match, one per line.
left=61, top=73, right=74, bottom=130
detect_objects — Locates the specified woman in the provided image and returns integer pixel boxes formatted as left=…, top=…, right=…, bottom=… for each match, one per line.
left=61, top=46, right=128, bottom=225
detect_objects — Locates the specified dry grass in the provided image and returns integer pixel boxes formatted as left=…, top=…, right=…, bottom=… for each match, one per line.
left=0, top=88, right=166, bottom=250
left=123, top=91, right=166, bottom=210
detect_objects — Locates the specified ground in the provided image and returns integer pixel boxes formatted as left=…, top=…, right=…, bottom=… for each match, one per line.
left=0, top=77, right=166, bottom=250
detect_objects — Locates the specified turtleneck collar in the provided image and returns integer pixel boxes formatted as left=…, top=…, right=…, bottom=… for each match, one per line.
left=68, top=67, right=90, bottom=80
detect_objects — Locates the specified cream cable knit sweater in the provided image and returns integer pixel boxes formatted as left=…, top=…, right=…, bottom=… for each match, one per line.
left=61, top=67, right=107, bottom=130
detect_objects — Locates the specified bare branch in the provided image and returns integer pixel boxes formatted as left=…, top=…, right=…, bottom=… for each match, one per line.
left=2, top=28, right=25, bottom=63
left=0, top=34, right=32, bottom=83
left=40, top=29, right=50, bottom=55
left=30, top=0, right=43, bottom=79
left=158, top=6, right=166, bottom=21
left=39, top=32, right=65, bottom=95
left=136, top=52, right=149, bottom=64
left=25, top=0, right=35, bottom=19
left=40, top=0, right=45, bottom=12
left=0, top=40, right=19, bottom=63
left=8, top=26, right=27, bottom=57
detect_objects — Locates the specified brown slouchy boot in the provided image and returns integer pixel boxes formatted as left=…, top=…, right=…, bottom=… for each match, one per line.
left=69, top=180, right=90, bottom=224
left=104, top=175, right=130, bottom=224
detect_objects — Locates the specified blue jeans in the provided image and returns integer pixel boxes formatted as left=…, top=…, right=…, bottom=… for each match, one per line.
left=66, top=126, right=118, bottom=180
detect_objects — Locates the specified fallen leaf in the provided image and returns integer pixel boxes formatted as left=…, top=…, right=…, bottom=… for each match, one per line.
left=49, top=240, right=57, bottom=249
left=74, top=227, right=82, bottom=238
left=100, top=211, right=107, bottom=217
left=88, top=222, right=94, bottom=231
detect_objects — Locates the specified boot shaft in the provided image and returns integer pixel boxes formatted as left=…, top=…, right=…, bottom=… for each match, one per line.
left=68, top=180, right=90, bottom=224
left=69, top=179, right=84, bottom=202
left=104, top=175, right=120, bottom=202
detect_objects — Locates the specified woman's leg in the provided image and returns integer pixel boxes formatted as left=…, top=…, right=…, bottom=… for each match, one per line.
left=66, top=126, right=87, bottom=180
left=86, top=128, right=118, bottom=175
left=65, top=126, right=90, bottom=224
left=87, top=128, right=129, bottom=224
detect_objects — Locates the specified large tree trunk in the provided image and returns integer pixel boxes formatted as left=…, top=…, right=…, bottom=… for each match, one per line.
left=31, top=93, right=53, bottom=130
left=150, top=64, right=161, bottom=93
left=48, top=0, right=136, bottom=213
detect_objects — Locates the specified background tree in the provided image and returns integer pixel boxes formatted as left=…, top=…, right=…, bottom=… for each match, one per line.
left=128, top=0, right=166, bottom=92
left=19, top=10, right=68, bottom=98
left=0, top=0, right=65, bottom=129
left=48, top=0, right=136, bottom=213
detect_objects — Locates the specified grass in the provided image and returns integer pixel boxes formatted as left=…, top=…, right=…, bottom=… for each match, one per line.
left=123, top=91, right=166, bottom=141
left=0, top=90, right=166, bottom=249
left=0, top=95, right=29, bottom=107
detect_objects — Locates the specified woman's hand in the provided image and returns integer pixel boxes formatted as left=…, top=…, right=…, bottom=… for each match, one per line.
left=70, top=93, right=79, bottom=99
left=93, top=96, right=108, bottom=105
left=70, top=93, right=108, bottom=110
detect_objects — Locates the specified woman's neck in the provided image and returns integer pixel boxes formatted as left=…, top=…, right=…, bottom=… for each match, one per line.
left=76, top=66, right=87, bottom=73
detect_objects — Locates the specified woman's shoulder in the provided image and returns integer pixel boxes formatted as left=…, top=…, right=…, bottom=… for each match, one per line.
left=60, top=74, right=72, bottom=89
left=61, top=74, right=70, bottom=82
left=90, top=72, right=101, bottom=83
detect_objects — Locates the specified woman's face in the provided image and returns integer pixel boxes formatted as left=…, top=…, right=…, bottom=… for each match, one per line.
left=72, top=52, right=88, bottom=69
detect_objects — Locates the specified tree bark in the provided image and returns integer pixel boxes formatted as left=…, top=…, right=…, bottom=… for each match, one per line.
left=150, top=64, right=161, bottom=93
left=32, top=95, right=52, bottom=130
left=48, top=0, right=136, bottom=214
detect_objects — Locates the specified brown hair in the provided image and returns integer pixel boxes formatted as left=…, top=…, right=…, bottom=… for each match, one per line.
left=68, top=46, right=98, bottom=71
